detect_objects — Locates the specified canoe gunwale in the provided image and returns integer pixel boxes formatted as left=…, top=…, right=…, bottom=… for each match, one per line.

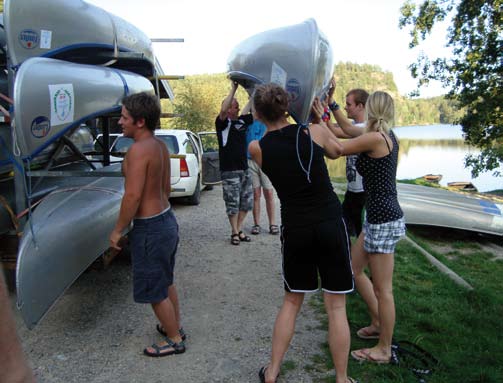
left=21, top=105, right=121, bottom=162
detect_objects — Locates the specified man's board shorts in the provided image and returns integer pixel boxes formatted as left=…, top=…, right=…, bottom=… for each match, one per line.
left=129, top=207, right=179, bottom=304
left=363, top=217, right=406, bottom=254
left=281, top=217, right=354, bottom=294
left=221, top=170, right=253, bottom=215
left=248, top=159, right=273, bottom=190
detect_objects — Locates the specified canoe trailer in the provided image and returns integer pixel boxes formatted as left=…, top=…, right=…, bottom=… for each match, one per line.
left=0, top=0, right=184, bottom=328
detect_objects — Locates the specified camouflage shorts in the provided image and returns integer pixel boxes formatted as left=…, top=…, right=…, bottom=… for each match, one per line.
left=221, top=170, right=253, bottom=215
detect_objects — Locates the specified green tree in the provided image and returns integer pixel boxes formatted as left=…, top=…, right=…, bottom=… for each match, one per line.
left=399, top=0, right=502, bottom=177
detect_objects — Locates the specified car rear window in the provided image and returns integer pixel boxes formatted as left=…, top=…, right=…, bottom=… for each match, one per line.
left=111, top=135, right=179, bottom=154
left=158, top=135, right=179, bottom=154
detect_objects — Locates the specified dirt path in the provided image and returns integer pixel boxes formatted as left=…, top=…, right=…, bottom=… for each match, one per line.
left=11, top=186, right=327, bottom=383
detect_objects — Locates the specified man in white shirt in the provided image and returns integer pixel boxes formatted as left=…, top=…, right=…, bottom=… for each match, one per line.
left=326, top=80, right=369, bottom=237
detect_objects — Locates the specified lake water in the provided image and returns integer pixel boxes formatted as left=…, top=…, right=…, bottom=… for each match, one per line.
left=326, top=124, right=502, bottom=192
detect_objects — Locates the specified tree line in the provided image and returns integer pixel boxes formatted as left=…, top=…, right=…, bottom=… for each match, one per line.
left=160, top=62, right=462, bottom=132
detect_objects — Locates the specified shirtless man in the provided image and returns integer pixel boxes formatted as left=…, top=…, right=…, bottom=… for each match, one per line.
left=109, top=92, right=185, bottom=357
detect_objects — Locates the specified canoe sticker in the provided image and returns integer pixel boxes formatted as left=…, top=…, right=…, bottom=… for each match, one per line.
left=19, top=29, right=39, bottom=49
left=270, top=61, right=287, bottom=88
left=30, top=116, right=51, bottom=138
left=49, top=84, right=75, bottom=126
left=40, top=30, right=52, bottom=50
left=286, top=78, right=301, bottom=102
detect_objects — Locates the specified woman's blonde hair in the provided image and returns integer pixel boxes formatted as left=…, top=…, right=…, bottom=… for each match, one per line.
left=365, top=91, right=395, bottom=134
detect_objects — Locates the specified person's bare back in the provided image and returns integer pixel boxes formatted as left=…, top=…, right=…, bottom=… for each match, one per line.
left=123, top=136, right=171, bottom=218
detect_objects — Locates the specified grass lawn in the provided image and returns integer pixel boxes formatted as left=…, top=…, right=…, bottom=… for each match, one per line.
left=303, top=227, right=503, bottom=383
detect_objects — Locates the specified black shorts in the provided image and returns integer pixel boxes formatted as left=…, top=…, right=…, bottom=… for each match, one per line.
left=281, top=218, right=354, bottom=293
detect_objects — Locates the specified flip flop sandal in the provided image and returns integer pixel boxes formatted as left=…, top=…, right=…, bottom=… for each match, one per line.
left=231, top=233, right=240, bottom=245
left=356, top=327, right=380, bottom=339
left=258, top=366, right=279, bottom=383
left=156, top=325, right=187, bottom=341
left=251, top=225, right=261, bottom=235
left=269, top=225, right=279, bottom=235
left=143, top=338, right=186, bottom=357
left=238, top=231, right=251, bottom=242
left=351, top=349, right=390, bottom=364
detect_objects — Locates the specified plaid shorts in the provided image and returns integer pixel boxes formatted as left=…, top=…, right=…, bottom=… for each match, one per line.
left=221, top=170, right=253, bottom=215
left=363, top=217, right=406, bottom=254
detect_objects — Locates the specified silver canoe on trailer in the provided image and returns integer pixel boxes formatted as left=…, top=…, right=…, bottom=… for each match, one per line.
left=12, top=57, right=154, bottom=160
left=227, top=18, right=333, bottom=125
left=16, top=165, right=125, bottom=329
left=4, top=0, right=154, bottom=74
left=398, top=183, right=503, bottom=237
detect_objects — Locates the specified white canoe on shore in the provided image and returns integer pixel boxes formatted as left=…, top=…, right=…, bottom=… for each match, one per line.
left=398, top=183, right=503, bottom=237
left=227, top=18, right=333, bottom=125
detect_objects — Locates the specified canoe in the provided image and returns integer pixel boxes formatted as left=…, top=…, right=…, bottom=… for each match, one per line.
left=447, top=181, right=478, bottom=192
left=422, top=174, right=442, bottom=182
left=16, top=164, right=125, bottom=329
left=4, top=0, right=154, bottom=76
left=397, top=183, right=503, bottom=237
left=13, top=57, right=154, bottom=160
left=227, top=18, right=333, bottom=125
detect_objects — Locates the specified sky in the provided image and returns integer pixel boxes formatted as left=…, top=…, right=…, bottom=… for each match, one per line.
left=86, top=0, right=451, bottom=98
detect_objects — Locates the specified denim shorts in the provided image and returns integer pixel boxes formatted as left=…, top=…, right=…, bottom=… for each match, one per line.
left=221, top=170, right=253, bottom=215
left=129, top=207, right=179, bottom=303
left=363, top=217, right=406, bottom=254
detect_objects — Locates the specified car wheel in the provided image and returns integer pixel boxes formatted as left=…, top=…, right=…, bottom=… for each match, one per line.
left=186, top=176, right=201, bottom=205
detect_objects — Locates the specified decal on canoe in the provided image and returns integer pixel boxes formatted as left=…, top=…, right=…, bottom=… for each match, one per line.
left=40, top=30, right=52, bottom=49
left=49, top=84, right=75, bottom=126
left=270, top=61, right=287, bottom=88
left=31, top=116, right=51, bottom=138
left=286, top=78, right=301, bottom=102
left=19, top=29, right=39, bottom=49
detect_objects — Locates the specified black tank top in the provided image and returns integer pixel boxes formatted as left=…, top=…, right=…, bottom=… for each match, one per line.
left=260, top=124, right=342, bottom=228
left=356, top=130, right=403, bottom=224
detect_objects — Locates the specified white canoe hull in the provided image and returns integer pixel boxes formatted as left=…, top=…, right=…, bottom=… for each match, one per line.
left=227, top=19, right=333, bottom=125
left=16, top=165, right=124, bottom=328
left=13, top=57, right=154, bottom=159
left=398, top=183, right=503, bottom=237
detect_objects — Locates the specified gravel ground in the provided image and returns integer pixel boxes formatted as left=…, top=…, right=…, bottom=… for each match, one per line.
left=10, top=185, right=332, bottom=383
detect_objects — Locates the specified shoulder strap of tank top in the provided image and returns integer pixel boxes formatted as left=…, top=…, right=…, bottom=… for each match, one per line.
left=381, top=132, right=392, bottom=154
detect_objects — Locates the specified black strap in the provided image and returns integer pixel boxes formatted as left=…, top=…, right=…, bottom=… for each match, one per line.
left=392, top=340, right=439, bottom=383
left=380, top=132, right=392, bottom=154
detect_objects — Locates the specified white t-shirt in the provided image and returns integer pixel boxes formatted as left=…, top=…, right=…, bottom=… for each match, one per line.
left=346, top=121, right=366, bottom=193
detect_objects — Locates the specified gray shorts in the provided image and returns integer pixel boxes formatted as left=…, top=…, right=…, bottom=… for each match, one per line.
left=129, top=208, right=179, bottom=303
left=248, top=159, right=273, bottom=190
left=221, top=170, right=253, bottom=215
left=363, top=217, right=406, bottom=254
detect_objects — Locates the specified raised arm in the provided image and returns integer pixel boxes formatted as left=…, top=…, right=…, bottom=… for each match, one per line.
left=310, top=98, right=343, bottom=159
left=328, top=77, right=364, bottom=137
left=241, top=95, right=253, bottom=115
left=219, top=81, right=239, bottom=120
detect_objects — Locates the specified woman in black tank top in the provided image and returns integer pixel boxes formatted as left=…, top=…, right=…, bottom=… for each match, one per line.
left=249, top=84, right=357, bottom=383
left=325, top=91, right=406, bottom=365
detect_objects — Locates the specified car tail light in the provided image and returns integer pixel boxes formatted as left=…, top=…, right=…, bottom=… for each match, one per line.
left=180, top=158, right=190, bottom=177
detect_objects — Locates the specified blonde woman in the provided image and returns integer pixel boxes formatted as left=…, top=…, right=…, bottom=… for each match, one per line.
left=331, top=91, right=406, bottom=364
